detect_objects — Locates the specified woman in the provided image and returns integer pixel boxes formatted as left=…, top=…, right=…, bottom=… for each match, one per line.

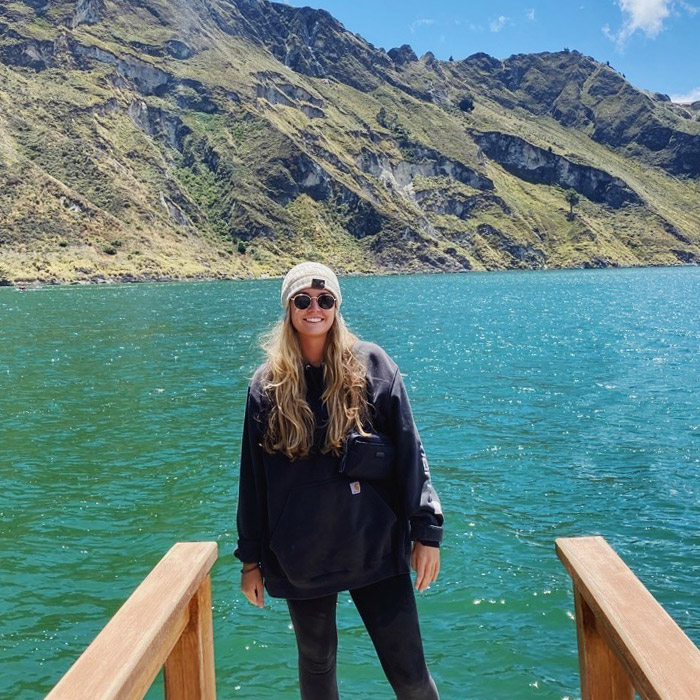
left=235, top=261, right=444, bottom=700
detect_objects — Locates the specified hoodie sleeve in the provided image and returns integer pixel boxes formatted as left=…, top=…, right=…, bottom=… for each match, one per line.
left=234, top=385, right=267, bottom=564
left=387, top=366, right=444, bottom=544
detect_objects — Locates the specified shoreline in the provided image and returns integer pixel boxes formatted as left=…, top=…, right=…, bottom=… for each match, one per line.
left=2, top=260, right=700, bottom=289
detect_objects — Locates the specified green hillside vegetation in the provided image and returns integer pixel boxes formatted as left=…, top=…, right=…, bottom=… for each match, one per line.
left=0, top=0, right=698, bottom=284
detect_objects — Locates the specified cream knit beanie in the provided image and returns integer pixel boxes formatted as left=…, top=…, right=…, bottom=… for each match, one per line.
left=280, top=262, right=342, bottom=308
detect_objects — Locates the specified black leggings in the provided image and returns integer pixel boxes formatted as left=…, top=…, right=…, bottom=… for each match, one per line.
left=286, top=573, right=439, bottom=700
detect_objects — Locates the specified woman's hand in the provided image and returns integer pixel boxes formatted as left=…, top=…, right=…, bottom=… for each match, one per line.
left=410, top=542, right=440, bottom=593
left=241, top=564, right=265, bottom=608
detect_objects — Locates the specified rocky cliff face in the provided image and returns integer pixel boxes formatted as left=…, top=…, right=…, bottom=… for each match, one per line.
left=472, top=132, right=641, bottom=208
left=0, top=0, right=698, bottom=283
left=445, top=50, right=700, bottom=179
left=70, top=0, right=104, bottom=28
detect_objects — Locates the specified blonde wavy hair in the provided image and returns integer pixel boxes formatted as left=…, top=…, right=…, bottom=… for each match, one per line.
left=259, top=307, right=371, bottom=460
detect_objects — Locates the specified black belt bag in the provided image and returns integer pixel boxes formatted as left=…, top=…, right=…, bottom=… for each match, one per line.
left=339, top=430, right=395, bottom=482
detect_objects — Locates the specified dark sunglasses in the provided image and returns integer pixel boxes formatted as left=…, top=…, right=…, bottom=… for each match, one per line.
left=291, top=292, right=336, bottom=310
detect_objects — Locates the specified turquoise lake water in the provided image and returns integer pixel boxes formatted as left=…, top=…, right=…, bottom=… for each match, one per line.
left=1, top=267, right=699, bottom=699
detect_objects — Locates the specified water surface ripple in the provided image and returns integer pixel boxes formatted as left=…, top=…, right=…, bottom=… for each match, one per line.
left=1, top=267, right=698, bottom=699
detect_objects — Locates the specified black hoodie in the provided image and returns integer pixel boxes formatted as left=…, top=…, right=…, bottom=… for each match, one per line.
left=234, top=340, right=444, bottom=599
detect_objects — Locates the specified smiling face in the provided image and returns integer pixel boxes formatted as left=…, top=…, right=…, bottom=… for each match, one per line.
left=289, top=287, right=337, bottom=340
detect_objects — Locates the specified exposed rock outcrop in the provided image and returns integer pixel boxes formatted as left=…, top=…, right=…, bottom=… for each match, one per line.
left=0, top=33, right=54, bottom=71
left=256, top=73, right=324, bottom=107
left=175, top=78, right=218, bottom=113
left=20, top=0, right=49, bottom=13
left=69, top=40, right=172, bottom=95
left=388, top=44, right=418, bottom=66
left=205, top=0, right=402, bottom=93
left=463, top=52, right=502, bottom=72
left=256, top=83, right=295, bottom=108
left=128, top=100, right=191, bottom=152
left=476, top=223, right=547, bottom=268
left=71, top=0, right=105, bottom=28
left=414, top=190, right=511, bottom=219
left=127, top=40, right=164, bottom=57
left=472, top=131, right=641, bottom=208
left=114, top=54, right=172, bottom=95
left=229, top=126, right=388, bottom=241
left=159, top=190, right=191, bottom=226
left=455, top=51, right=700, bottom=179
left=299, top=104, right=325, bottom=119
left=256, top=72, right=326, bottom=117
left=165, top=39, right=193, bottom=60
left=356, top=148, right=493, bottom=192
left=420, top=51, right=439, bottom=69
left=662, top=131, right=700, bottom=176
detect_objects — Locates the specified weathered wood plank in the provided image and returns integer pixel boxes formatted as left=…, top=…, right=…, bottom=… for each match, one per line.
left=46, top=541, right=218, bottom=700
left=556, top=536, right=700, bottom=700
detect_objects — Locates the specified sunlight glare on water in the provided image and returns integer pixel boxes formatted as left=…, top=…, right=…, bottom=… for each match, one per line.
left=1, top=267, right=699, bottom=699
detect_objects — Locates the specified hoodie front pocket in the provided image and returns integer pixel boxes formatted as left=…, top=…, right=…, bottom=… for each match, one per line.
left=269, top=477, right=397, bottom=587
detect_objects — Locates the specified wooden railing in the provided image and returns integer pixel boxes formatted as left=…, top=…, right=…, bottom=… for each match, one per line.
left=556, top=536, right=700, bottom=700
left=46, top=541, right=218, bottom=700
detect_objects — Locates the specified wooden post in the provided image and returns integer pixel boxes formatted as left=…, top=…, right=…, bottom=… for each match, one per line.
left=574, top=587, right=634, bottom=700
left=164, top=575, right=217, bottom=700
left=557, top=537, right=700, bottom=700
left=45, top=542, right=218, bottom=700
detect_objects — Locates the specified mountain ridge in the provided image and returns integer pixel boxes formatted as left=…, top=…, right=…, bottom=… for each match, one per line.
left=0, top=0, right=698, bottom=284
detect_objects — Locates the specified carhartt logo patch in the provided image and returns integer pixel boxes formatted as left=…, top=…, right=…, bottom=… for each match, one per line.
left=311, top=278, right=325, bottom=289
left=349, top=481, right=361, bottom=494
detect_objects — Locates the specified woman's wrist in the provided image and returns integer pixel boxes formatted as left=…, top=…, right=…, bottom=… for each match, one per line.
left=241, top=562, right=260, bottom=573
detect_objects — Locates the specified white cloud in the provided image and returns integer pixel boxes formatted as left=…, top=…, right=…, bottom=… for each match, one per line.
left=678, top=1, right=699, bottom=14
left=605, top=0, right=696, bottom=46
left=620, top=0, right=670, bottom=37
left=410, top=18, right=437, bottom=34
left=602, top=23, right=616, bottom=41
left=490, top=15, right=509, bottom=32
left=526, top=8, right=536, bottom=20
left=671, top=86, right=700, bottom=102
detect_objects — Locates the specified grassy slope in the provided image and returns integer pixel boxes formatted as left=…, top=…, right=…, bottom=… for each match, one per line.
left=0, top=0, right=698, bottom=283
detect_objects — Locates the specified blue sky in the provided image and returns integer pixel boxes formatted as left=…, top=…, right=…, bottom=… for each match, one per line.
left=283, top=0, right=700, bottom=102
